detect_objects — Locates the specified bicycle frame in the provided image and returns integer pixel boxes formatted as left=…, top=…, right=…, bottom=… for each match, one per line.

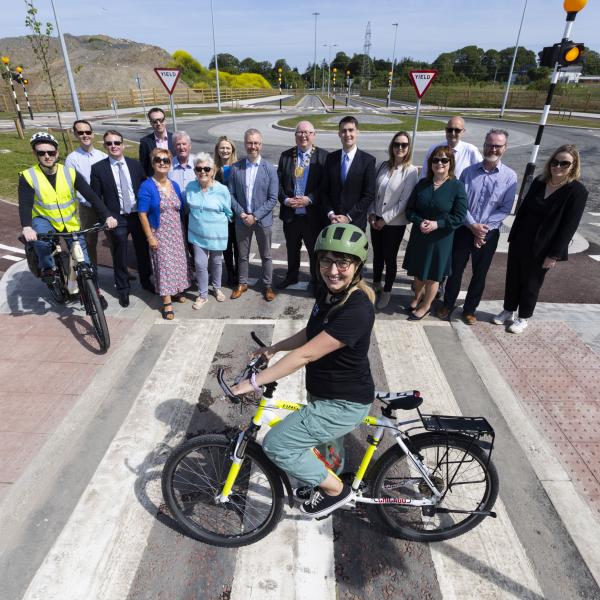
left=216, top=395, right=444, bottom=508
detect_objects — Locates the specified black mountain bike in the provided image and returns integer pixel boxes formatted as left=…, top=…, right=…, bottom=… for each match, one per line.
left=20, top=224, right=110, bottom=352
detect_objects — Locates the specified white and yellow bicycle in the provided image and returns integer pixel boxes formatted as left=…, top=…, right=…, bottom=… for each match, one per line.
left=161, top=333, right=498, bottom=548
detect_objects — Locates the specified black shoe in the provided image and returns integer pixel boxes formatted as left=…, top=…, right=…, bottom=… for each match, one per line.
left=141, top=281, right=155, bottom=294
left=98, top=292, right=108, bottom=310
left=118, top=293, right=130, bottom=308
left=300, top=483, right=353, bottom=518
left=276, top=275, right=299, bottom=290
left=294, top=485, right=317, bottom=502
left=40, top=268, right=57, bottom=283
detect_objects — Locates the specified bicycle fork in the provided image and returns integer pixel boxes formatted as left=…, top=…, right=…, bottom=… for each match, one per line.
left=216, top=429, right=254, bottom=503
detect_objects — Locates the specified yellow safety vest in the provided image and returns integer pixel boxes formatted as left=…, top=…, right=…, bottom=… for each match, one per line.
left=21, top=163, right=80, bottom=232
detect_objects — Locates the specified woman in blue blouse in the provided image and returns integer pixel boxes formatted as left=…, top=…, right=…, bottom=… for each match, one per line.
left=186, top=152, right=233, bottom=309
left=214, top=136, right=239, bottom=286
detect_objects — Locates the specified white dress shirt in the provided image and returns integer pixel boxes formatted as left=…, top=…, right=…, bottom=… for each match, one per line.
left=421, top=140, right=483, bottom=179
left=245, top=157, right=261, bottom=213
left=109, top=156, right=137, bottom=213
left=64, top=146, right=107, bottom=206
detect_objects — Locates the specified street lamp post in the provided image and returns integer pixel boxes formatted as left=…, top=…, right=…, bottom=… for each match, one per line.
left=386, top=23, right=399, bottom=108
left=500, top=0, right=527, bottom=118
left=323, top=43, right=338, bottom=97
left=210, top=0, right=222, bottom=112
left=50, top=0, right=81, bottom=119
left=312, top=12, right=320, bottom=91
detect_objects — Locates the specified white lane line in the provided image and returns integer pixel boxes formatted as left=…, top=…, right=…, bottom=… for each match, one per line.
left=1, top=255, right=24, bottom=262
left=591, top=223, right=600, bottom=227
left=271, top=242, right=281, bottom=249
left=22, top=321, right=225, bottom=600
left=589, top=256, right=600, bottom=262
left=588, top=212, right=600, bottom=217
left=231, top=319, right=336, bottom=600
left=375, top=321, right=544, bottom=599
left=0, top=243, right=25, bottom=254
left=457, top=323, right=600, bottom=587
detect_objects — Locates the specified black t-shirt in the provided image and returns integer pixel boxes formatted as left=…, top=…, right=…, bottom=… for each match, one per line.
left=305, top=288, right=375, bottom=404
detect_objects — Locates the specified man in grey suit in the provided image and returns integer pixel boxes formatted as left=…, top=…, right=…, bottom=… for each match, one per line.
left=228, top=128, right=279, bottom=301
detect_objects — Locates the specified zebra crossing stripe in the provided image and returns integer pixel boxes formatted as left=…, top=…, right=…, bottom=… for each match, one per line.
left=21, top=321, right=224, bottom=600
left=230, top=319, right=336, bottom=600
left=374, top=321, right=544, bottom=599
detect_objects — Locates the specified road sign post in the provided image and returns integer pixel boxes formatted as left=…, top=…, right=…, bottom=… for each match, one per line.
left=408, top=69, right=438, bottom=160
left=154, top=68, right=182, bottom=131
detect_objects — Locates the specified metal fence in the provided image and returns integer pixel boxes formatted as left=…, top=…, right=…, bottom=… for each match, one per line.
left=0, top=86, right=283, bottom=113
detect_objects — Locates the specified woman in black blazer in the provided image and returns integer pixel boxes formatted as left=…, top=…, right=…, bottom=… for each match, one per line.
left=493, top=144, right=588, bottom=333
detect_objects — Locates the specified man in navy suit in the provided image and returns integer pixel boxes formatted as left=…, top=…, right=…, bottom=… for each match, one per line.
left=320, top=116, right=376, bottom=232
left=91, top=130, right=152, bottom=307
left=139, top=107, right=175, bottom=177
left=228, top=128, right=279, bottom=301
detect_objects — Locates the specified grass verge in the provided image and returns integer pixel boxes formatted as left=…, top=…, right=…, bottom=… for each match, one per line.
left=277, top=113, right=445, bottom=132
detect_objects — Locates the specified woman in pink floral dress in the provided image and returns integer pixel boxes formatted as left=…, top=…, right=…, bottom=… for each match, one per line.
left=138, top=148, right=191, bottom=320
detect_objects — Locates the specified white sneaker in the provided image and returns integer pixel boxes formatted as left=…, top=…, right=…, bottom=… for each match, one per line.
left=376, top=291, right=391, bottom=310
left=492, top=309, right=514, bottom=325
left=192, top=296, right=208, bottom=310
left=213, top=288, right=226, bottom=302
left=508, top=317, right=528, bottom=334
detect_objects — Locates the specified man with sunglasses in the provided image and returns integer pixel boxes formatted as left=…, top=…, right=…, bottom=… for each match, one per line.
left=139, top=107, right=175, bottom=177
left=436, top=129, right=517, bottom=324
left=64, top=120, right=107, bottom=268
left=19, top=132, right=117, bottom=307
left=421, top=116, right=482, bottom=179
left=91, top=130, right=152, bottom=307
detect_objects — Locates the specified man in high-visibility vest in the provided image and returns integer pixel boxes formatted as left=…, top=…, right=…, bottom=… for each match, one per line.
left=19, top=132, right=117, bottom=307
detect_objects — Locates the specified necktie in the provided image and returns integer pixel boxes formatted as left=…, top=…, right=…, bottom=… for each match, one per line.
left=341, top=153, right=349, bottom=183
left=117, top=162, right=132, bottom=214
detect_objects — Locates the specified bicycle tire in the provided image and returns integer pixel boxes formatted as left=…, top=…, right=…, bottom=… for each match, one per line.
left=369, top=432, right=498, bottom=542
left=47, top=251, right=69, bottom=304
left=82, top=277, right=110, bottom=352
left=161, top=434, right=284, bottom=547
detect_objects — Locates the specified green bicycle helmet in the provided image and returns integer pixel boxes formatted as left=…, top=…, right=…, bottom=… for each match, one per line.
left=314, top=223, right=368, bottom=264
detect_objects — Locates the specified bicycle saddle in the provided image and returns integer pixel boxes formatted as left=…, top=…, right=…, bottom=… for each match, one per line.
left=375, top=390, right=423, bottom=411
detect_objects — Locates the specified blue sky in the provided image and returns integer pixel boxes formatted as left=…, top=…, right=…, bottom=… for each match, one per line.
left=3, top=0, right=599, bottom=70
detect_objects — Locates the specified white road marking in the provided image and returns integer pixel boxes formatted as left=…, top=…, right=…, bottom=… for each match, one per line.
left=22, top=321, right=225, bottom=600
left=375, top=321, right=544, bottom=599
left=271, top=242, right=281, bottom=249
left=589, top=255, right=600, bottom=262
left=591, top=223, right=600, bottom=227
left=231, top=320, right=336, bottom=600
left=0, top=243, right=25, bottom=254
left=1, top=255, right=24, bottom=262
left=588, top=212, right=600, bottom=217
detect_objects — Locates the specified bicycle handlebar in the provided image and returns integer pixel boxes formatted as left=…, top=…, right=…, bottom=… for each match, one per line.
left=217, top=331, right=269, bottom=404
left=34, top=223, right=108, bottom=240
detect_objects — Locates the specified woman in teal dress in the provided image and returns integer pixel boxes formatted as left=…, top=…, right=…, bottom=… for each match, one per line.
left=402, top=146, right=467, bottom=320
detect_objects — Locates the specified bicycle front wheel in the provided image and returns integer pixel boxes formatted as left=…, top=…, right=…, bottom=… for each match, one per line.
left=82, top=277, right=110, bottom=352
left=370, top=433, right=498, bottom=542
left=47, top=251, right=69, bottom=304
left=161, top=434, right=284, bottom=547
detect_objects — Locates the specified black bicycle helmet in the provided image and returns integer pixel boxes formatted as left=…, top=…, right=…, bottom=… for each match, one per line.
left=30, top=132, right=59, bottom=149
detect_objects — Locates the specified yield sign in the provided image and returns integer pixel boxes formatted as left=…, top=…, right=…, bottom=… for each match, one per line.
left=154, top=68, right=181, bottom=95
left=408, top=70, right=438, bottom=99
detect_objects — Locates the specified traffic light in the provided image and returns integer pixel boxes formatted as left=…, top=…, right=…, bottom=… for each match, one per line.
left=22, top=78, right=28, bottom=85
left=388, top=70, right=393, bottom=85
left=10, top=71, right=23, bottom=82
left=538, top=41, right=585, bottom=68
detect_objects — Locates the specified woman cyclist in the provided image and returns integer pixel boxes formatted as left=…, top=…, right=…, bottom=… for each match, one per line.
left=231, top=223, right=376, bottom=518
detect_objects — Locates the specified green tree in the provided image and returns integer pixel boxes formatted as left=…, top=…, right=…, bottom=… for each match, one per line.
left=482, top=49, right=500, bottom=82
left=209, top=53, right=240, bottom=74
left=454, top=46, right=486, bottom=81
left=583, top=50, right=600, bottom=75
left=240, top=57, right=260, bottom=73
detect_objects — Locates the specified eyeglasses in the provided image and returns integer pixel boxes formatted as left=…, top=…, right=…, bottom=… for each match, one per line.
left=150, top=117, right=165, bottom=125
left=194, top=166, right=212, bottom=173
left=393, top=142, right=409, bottom=150
left=446, top=127, right=463, bottom=134
left=296, top=130, right=314, bottom=136
left=153, top=157, right=171, bottom=165
left=319, top=257, right=353, bottom=271
left=104, top=140, right=122, bottom=146
left=432, top=157, right=450, bottom=165
left=550, top=159, right=572, bottom=169
left=36, top=149, right=57, bottom=157
left=75, top=130, right=92, bottom=136
left=484, top=143, right=505, bottom=150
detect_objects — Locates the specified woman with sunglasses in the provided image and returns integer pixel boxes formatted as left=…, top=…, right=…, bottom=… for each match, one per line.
left=368, top=131, right=418, bottom=309
left=493, top=144, right=588, bottom=333
left=402, top=146, right=467, bottom=320
left=186, top=152, right=233, bottom=309
left=230, top=224, right=376, bottom=518
left=214, top=136, right=239, bottom=286
left=138, top=148, right=191, bottom=320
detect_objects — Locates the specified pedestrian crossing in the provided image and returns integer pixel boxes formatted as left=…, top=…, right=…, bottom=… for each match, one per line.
left=15, top=317, right=597, bottom=599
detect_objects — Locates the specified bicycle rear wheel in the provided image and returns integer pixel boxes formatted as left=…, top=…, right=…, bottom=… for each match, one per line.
left=82, top=276, right=110, bottom=352
left=161, top=434, right=284, bottom=547
left=370, top=433, right=498, bottom=542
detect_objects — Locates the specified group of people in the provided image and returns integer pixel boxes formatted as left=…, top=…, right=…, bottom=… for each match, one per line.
left=19, top=109, right=587, bottom=331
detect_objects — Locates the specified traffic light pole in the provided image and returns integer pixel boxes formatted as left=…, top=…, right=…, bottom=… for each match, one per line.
left=515, top=9, right=580, bottom=212
left=1, top=59, right=24, bottom=129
